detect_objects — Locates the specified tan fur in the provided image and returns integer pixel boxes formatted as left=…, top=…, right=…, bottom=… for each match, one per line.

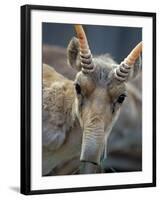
left=42, top=64, right=82, bottom=175
left=43, top=63, right=76, bottom=131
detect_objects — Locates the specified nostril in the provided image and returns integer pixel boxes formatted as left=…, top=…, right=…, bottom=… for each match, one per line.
left=57, top=124, right=62, bottom=128
left=56, top=122, right=64, bottom=128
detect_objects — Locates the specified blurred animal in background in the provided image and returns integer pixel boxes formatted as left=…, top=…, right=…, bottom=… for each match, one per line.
left=42, top=25, right=142, bottom=175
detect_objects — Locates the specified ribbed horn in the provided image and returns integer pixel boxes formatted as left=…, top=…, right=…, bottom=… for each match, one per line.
left=114, top=42, right=142, bottom=82
left=124, top=42, right=142, bottom=65
left=74, top=25, right=95, bottom=73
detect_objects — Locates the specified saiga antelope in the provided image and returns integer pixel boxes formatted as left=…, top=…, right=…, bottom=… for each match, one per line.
left=42, top=25, right=142, bottom=175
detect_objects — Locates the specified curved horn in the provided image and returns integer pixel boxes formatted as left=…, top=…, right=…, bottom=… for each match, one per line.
left=124, top=42, right=142, bottom=65
left=74, top=25, right=95, bottom=73
left=114, top=42, right=142, bottom=82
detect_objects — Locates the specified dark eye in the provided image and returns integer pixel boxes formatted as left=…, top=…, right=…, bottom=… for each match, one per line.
left=117, top=94, right=126, bottom=104
left=75, top=83, right=81, bottom=95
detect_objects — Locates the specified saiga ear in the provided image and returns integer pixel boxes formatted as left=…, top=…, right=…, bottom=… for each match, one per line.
left=67, top=25, right=95, bottom=74
left=67, top=37, right=82, bottom=71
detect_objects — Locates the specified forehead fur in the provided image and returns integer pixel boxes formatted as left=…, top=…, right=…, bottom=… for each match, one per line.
left=93, top=56, right=115, bottom=84
left=75, top=55, right=126, bottom=98
left=76, top=55, right=117, bottom=86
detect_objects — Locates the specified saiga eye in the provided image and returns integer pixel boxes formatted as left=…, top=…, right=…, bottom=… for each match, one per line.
left=75, top=83, right=81, bottom=95
left=117, top=94, right=126, bottom=104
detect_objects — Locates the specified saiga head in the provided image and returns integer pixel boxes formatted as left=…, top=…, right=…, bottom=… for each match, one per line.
left=67, top=25, right=142, bottom=170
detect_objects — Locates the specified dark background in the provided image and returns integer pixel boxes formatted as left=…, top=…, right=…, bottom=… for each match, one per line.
left=42, top=23, right=142, bottom=63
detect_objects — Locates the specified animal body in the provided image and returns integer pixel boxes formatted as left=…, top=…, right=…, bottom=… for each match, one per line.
left=42, top=25, right=142, bottom=175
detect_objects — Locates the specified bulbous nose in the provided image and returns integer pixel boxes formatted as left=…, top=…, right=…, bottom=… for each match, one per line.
left=80, top=122, right=105, bottom=167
